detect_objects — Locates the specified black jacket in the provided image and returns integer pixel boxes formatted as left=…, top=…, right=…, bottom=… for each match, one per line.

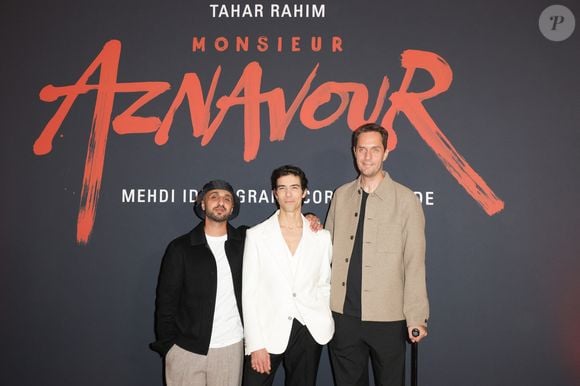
left=150, top=222, right=246, bottom=356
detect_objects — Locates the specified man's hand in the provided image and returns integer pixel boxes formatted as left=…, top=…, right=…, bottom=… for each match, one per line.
left=408, top=325, right=428, bottom=343
left=304, top=213, right=323, bottom=232
left=250, top=348, right=271, bottom=374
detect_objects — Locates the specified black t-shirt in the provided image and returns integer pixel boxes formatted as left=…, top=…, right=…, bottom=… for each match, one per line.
left=343, top=190, right=368, bottom=318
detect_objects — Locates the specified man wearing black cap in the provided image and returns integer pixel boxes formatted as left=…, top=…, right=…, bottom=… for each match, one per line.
left=151, top=180, right=245, bottom=386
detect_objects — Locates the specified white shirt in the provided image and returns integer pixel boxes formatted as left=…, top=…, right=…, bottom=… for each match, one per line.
left=283, top=238, right=306, bottom=325
left=206, top=234, right=243, bottom=348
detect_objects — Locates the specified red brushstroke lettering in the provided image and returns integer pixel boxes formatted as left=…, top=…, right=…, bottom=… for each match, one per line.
left=34, top=40, right=504, bottom=244
left=383, top=50, right=504, bottom=215
left=301, top=78, right=389, bottom=130
left=34, top=40, right=172, bottom=243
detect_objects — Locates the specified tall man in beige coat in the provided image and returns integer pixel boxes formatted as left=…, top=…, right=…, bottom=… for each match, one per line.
left=325, top=123, right=429, bottom=386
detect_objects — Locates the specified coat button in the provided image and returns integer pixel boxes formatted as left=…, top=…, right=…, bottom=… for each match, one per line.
left=342, top=282, right=345, bottom=286
left=350, top=235, right=354, bottom=240
left=288, top=316, right=293, bottom=320
left=292, top=293, right=296, bottom=297
left=345, top=258, right=349, bottom=263
left=354, top=212, right=358, bottom=217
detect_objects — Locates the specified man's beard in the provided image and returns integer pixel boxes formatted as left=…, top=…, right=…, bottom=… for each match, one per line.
left=205, top=207, right=231, bottom=222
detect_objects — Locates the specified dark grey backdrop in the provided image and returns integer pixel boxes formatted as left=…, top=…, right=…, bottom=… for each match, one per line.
left=2, top=1, right=579, bottom=385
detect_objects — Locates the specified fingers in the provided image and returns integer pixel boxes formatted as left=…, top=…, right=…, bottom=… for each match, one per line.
left=255, top=360, right=270, bottom=374
left=408, top=326, right=428, bottom=343
left=251, top=351, right=271, bottom=374
left=251, top=357, right=263, bottom=373
left=412, top=333, right=426, bottom=343
left=305, top=214, right=323, bottom=232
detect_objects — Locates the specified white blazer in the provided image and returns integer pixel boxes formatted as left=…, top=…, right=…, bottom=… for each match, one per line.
left=242, top=211, right=334, bottom=355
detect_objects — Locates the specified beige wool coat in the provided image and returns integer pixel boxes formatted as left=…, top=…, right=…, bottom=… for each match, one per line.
left=325, top=172, right=429, bottom=327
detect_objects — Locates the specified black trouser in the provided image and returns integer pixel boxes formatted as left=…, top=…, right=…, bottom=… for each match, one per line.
left=329, top=312, right=406, bottom=386
left=243, top=319, right=322, bottom=386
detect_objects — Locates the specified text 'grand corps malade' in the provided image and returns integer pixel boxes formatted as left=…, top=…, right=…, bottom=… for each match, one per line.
left=121, top=188, right=436, bottom=206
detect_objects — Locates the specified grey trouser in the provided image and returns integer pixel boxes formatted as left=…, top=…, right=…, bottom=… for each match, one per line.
left=165, top=340, right=243, bottom=386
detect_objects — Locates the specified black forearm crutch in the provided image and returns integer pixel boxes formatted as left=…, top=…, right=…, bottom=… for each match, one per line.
left=411, top=328, right=420, bottom=386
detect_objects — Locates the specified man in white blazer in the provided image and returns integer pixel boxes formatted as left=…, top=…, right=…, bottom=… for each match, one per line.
left=242, top=165, right=334, bottom=386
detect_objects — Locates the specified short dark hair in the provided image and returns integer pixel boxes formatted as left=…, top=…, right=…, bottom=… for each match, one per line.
left=352, top=123, right=389, bottom=149
left=270, top=165, right=308, bottom=190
